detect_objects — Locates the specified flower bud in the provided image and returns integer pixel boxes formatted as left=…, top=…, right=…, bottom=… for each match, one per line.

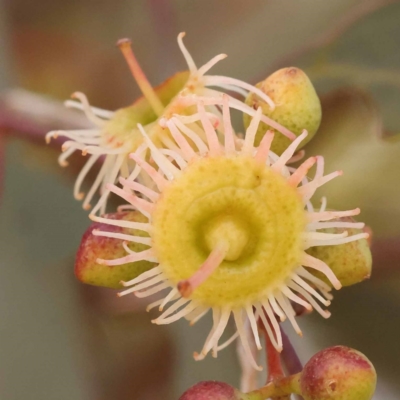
left=179, top=381, right=246, bottom=400
left=75, top=211, right=155, bottom=288
left=244, top=67, right=321, bottom=155
left=300, top=346, right=377, bottom=400
left=306, top=219, right=372, bottom=287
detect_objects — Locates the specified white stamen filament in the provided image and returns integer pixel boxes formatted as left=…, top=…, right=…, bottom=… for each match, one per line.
left=302, top=254, right=342, bottom=290
left=233, top=310, right=263, bottom=371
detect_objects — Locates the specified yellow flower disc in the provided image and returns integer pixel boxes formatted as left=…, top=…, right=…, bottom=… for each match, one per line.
left=151, top=155, right=307, bottom=308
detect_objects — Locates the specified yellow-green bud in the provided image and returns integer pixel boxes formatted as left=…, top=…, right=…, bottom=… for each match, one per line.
left=306, top=219, right=372, bottom=287
left=244, top=67, right=321, bottom=155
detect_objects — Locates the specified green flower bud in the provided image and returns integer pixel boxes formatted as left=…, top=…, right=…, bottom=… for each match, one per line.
left=244, top=67, right=321, bottom=155
left=75, top=211, right=155, bottom=288
left=306, top=218, right=372, bottom=287
left=300, top=346, right=377, bottom=400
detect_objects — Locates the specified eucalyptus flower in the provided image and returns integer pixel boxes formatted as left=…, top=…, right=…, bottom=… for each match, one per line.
left=46, top=33, right=293, bottom=215
left=90, top=95, right=368, bottom=369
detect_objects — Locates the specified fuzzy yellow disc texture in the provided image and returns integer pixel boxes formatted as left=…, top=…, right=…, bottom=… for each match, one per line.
left=151, top=155, right=307, bottom=308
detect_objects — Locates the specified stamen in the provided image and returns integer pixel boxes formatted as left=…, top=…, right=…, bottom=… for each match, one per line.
left=177, top=242, right=228, bottom=298
left=64, top=100, right=115, bottom=119
left=107, top=183, right=154, bottom=217
left=255, top=304, right=280, bottom=351
left=298, top=170, right=343, bottom=201
left=203, top=76, right=275, bottom=110
left=134, top=282, right=169, bottom=298
left=245, top=305, right=262, bottom=350
left=287, top=150, right=305, bottom=164
left=154, top=297, right=190, bottom=321
left=122, top=266, right=161, bottom=287
left=287, top=157, right=317, bottom=187
left=89, top=214, right=151, bottom=232
left=119, top=273, right=166, bottom=295
left=275, top=293, right=302, bottom=336
left=268, top=294, right=286, bottom=322
left=137, top=124, right=181, bottom=180
left=260, top=301, right=283, bottom=351
left=117, top=38, right=164, bottom=116
left=288, top=282, right=331, bottom=319
left=272, top=130, right=308, bottom=173
left=222, top=94, right=235, bottom=154
left=201, top=91, right=295, bottom=140
left=308, top=221, right=365, bottom=230
left=304, top=231, right=349, bottom=241
left=70, top=92, right=107, bottom=127
left=309, top=232, right=369, bottom=247
left=281, top=285, right=312, bottom=310
left=146, top=299, right=164, bottom=312
left=177, top=32, right=197, bottom=73
left=155, top=302, right=197, bottom=325
left=296, top=266, right=332, bottom=293
left=242, top=107, right=262, bottom=155
left=130, top=152, right=168, bottom=191
left=73, top=154, right=100, bottom=200
left=189, top=308, right=209, bottom=326
left=159, top=288, right=179, bottom=311
left=165, top=119, right=197, bottom=161
left=96, top=248, right=155, bottom=267
left=160, top=149, right=188, bottom=170
left=216, top=331, right=239, bottom=351
left=315, top=155, right=325, bottom=179
left=291, top=274, right=331, bottom=306
left=58, top=146, right=76, bottom=167
left=254, top=130, right=274, bottom=165
left=197, top=54, right=227, bottom=77
left=170, top=117, right=209, bottom=155
left=307, top=208, right=361, bottom=223
left=197, top=101, right=221, bottom=156
left=233, top=310, right=263, bottom=371
left=202, top=308, right=230, bottom=356
left=320, top=196, right=327, bottom=212
left=119, top=177, right=159, bottom=203
left=302, top=254, right=342, bottom=290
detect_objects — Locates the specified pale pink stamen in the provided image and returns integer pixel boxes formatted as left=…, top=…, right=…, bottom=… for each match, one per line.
left=204, top=76, right=275, bottom=110
left=287, top=157, right=317, bottom=187
left=272, top=130, right=308, bottom=173
left=197, top=101, right=221, bottom=156
left=287, top=150, right=305, bottom=164
left=165, top=119, right=197, bottom=161
left=254, top=130, right=274, bottom=165
left=130, top=153, right=168, bottom=191
left=70, top=92, right=107, bottom=127
left=119, top=177, right=159, bottom=202
left=197, top=54, right=227, bottom=77
left=92, top=230, right=152, bottom=247
left=307, top=208, right=361, bottom=223
left=302, top=254, right=342, bottom=290
left=242, top=107, right=262, bottom=155
left=96, top=248, right=155, bottom=266
left=245, top=305, right=262, bottom=350
left=107, top=183, right=154, bottom=216
left=222, top=94, right=235, bottom=154
left=177, top=32, right=197, bottom=73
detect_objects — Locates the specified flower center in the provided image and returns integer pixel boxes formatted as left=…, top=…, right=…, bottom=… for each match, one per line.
left=204, top=214, right=249, bottom=261
left=151, top=155, right=307, bottom=308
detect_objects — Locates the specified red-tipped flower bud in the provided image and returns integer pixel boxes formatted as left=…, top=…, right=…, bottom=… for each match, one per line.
left=179, top=381, right=245, bottom=400
left=300, top=346, right=377, bottom=400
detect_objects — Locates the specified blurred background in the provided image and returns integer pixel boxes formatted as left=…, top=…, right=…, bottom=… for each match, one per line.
left=0, top=0, right=399, bottom=399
